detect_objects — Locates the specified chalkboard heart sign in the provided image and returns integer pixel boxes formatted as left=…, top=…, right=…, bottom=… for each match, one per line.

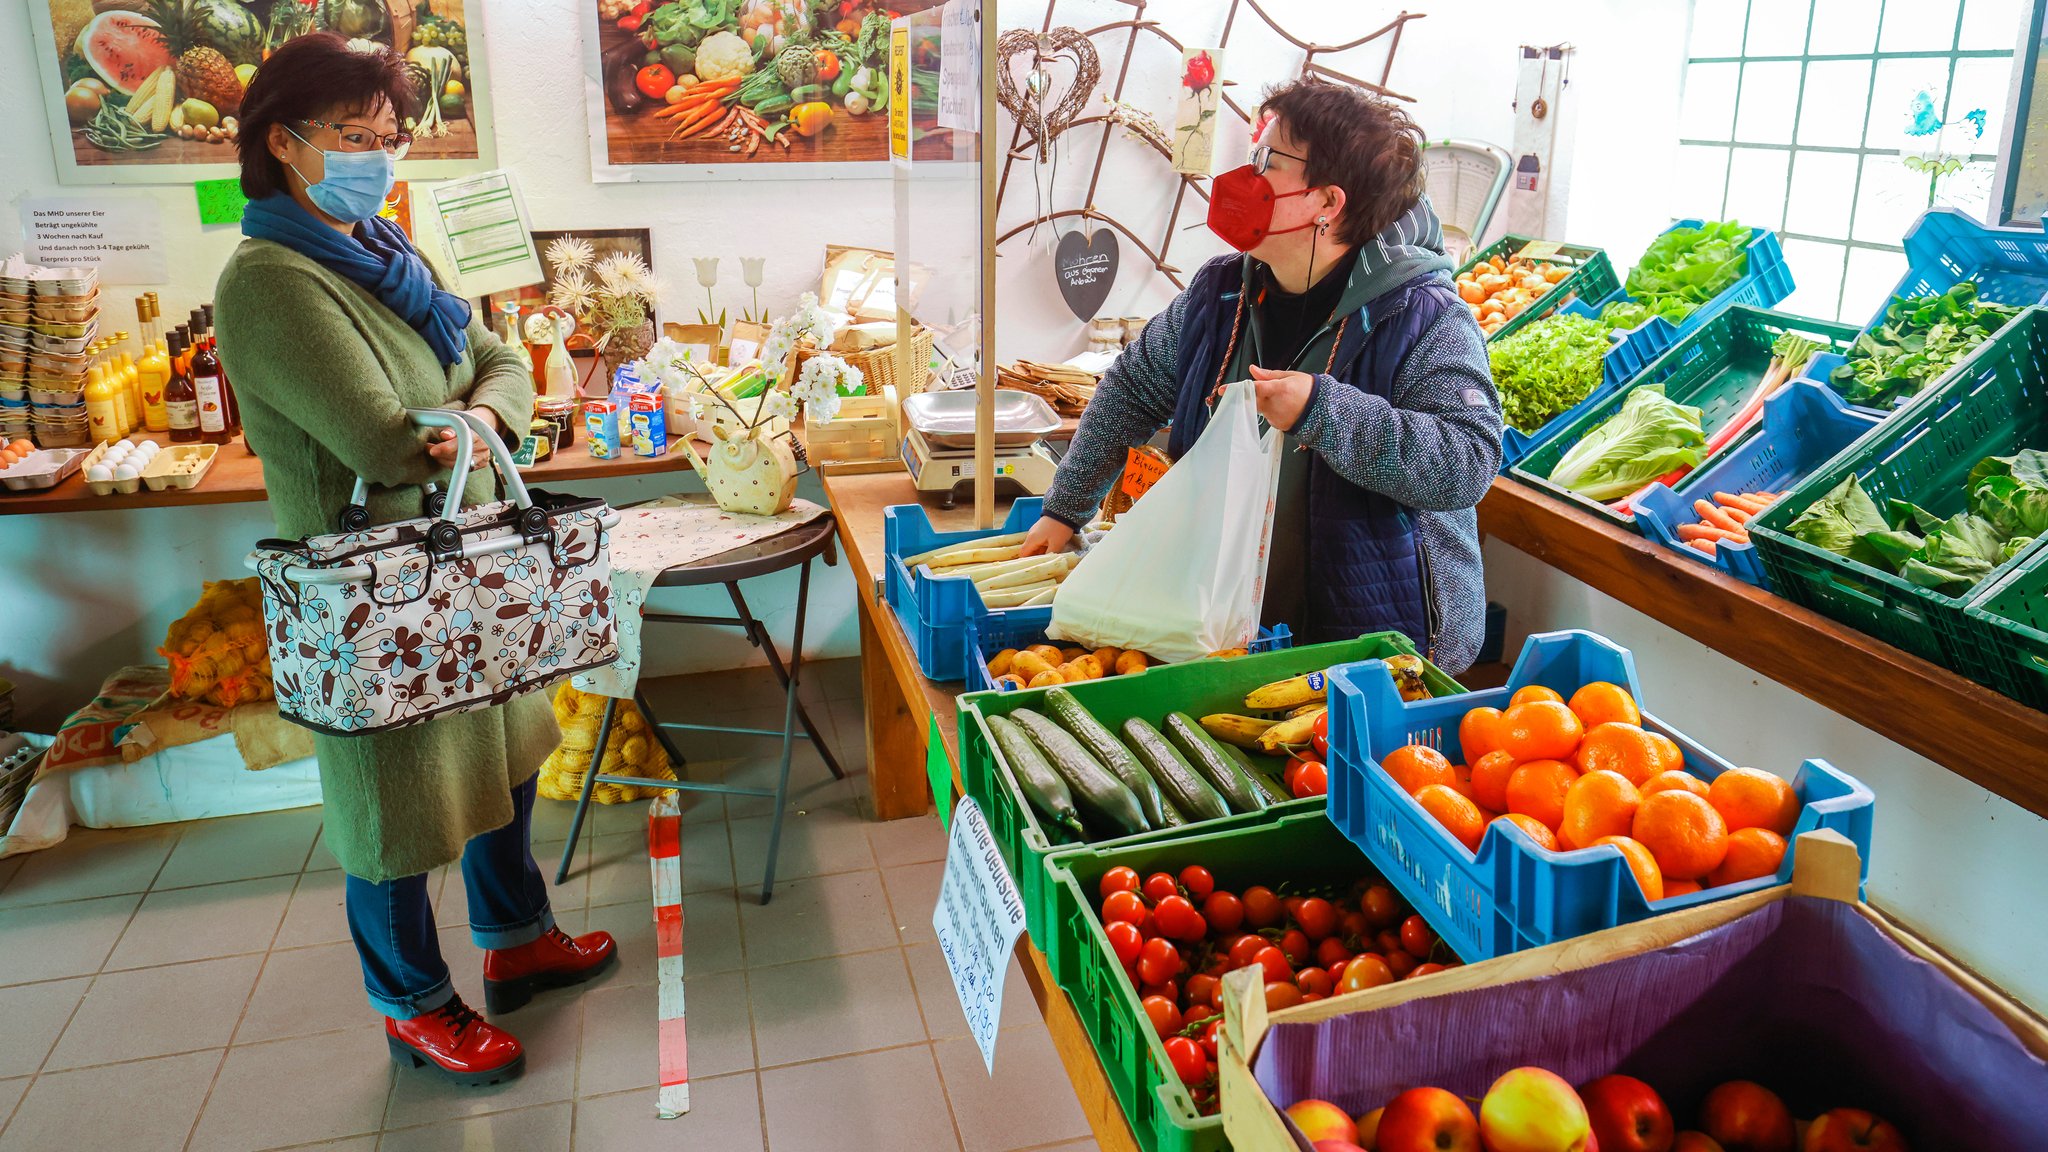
left=1055, top=228, right=1119, bottom=321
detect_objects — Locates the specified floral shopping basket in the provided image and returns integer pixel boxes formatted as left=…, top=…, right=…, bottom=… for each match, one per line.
left=247, top=410, right=622, bottom=736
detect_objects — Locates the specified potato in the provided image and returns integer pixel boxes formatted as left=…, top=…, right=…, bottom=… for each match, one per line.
left=1011, top=652, right=1053, bottom=681
left=1026, top=644, right=1063, bottom=664
left=994, top=674, right=1027, bottom=691
left=1114, top=650, right=1150, bottom=676
left=1060, top=647, right=1088, bottom=663
left=1027, top=669, right=1067, bottom=688
left=1206, top=647, right=1249, bottom=660
left=1067, top=654, right=1105, bottom=680
left=1092, top=646, right=1123, bottom=672
left=988, top=648, right=1018, bottom=677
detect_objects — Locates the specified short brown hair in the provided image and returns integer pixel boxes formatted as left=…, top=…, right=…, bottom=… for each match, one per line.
left=235, top=32, right=421, bottom=200
left=1259, top=81, right=1427, bottom=247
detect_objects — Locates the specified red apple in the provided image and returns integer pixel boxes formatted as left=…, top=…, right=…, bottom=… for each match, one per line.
left=1801, top=1108, right=1907, bottom=1152
left=1579, top=1075, right=1675, bottom=1152
left=1480, top=1067, right=1593, bottom=1152
left=1698, top=1082, right=1795, bottom=1152
left=1357, top=1106, right=1385, bottom=1151
left=1376, top=1086, right=1481, bottom=1152
left=1289, top=1099, right=1361, bottom=1146
left=1674, top=1134, right=1727, bottom=1152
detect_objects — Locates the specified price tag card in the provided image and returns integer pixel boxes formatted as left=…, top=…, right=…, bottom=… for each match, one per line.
left=193, top=179, right=247, bottom=225
left=1513, top=240, right=1564, bottom=262
left=1120, top=447, right=1169, bottom=502
left=932, top=797, right=1027, bottom=1073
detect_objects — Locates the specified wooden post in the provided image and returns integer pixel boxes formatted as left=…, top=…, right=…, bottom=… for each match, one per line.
left=974, top=0, right=998, bottom=530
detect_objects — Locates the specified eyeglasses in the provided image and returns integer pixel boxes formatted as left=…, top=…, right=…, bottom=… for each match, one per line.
left=299, top=118, right=413, bottom=158
left=1249, top=142, right=1308, bottom=175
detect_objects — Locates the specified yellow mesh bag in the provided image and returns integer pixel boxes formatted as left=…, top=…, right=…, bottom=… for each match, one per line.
left=161, top=579, right=275, bottom=707
left=538, top=683, right=678, bottom=804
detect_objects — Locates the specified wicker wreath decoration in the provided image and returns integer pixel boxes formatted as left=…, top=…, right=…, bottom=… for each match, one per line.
left=996, top=27, right=1102, bottom=161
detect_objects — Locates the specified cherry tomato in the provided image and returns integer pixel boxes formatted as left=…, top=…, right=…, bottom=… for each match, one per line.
left=1142, top=994, right=1183, bottom=1038
left=1283, top=895, right=1307, bottom=922
left=1264, top=980, right=1305, bottom=1010
left=1178, top=865, right=1215, bottom=901
left=1376, top=929, right=1406, bottom=957
left=1154, top=895, right=1207, bottom=942
left=1294, top=897, right=1339, bottom=941
left=1337, top=953, right=1395, bottom=993
left=1183, top=972, right=1219, bottom=1007
left=635, top=64, right=676, bottom=100
left=1386, top=949, right=1419, bottom=978
left=1312, top=710, right=1330, bottom=758
left=1409, top=962, right=1447, bottom=979
left=1363, top=884, right=1403, bottom=929
left=1140, top=978, right=1179, bottom=1003
left=1138, top=937, right=1183, bottom=985
left=1340, top=909, right=1372, bottom=939
left=1315, top=936, right=1354, bottom=971
left=1140, top=911, right=1162, bottom=940
left=1143, top=872, right=1181, bottom=904
left=1278, top=928, right=1311, bottom=966
left=1202, top=949, right=1230, bottom=976
left=1164, top=1035, right=1206, bottom=1084
left=1290, top=760, right=1329, bottom=799
left=1104, top=920, right=1143, bottom=965
left=1242, top=885, right=1284, bottom=928
left=1227, top=934, right=1267, bottom=971
left=1100, top=866, right=1141, bottom=899
left=1202, top=891, right=1244, bottom=934
left=1199, top=1018, right=1221, bottom=1059
left=1184, top=1004, right=1216, bottom=1025
left=1102, top=890, right=1147, bottom=927
left=1400, top=914, right=1437, bottom=960
left=1294, top=965, right=1334, bottom=997
left=1252, top=945, right=1291, bottom=984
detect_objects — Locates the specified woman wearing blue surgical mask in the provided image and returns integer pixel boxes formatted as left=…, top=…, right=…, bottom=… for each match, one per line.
left=213, top=33, right=614, bottom=1087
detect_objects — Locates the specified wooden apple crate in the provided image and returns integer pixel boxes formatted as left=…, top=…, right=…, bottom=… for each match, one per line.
left=801, top=386, right=900, bottom=469
left=1218, top=831, right=2048, bottom=1152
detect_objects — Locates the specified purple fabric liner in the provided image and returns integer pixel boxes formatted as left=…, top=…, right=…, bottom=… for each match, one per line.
left=1253, top=897, right=2046, bottom=1145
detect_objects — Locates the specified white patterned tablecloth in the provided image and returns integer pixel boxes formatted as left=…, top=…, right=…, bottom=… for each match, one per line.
left=572, top=495, right=828, bottom=699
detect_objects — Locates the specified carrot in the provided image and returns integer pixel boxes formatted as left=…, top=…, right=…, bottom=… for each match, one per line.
left=1717, top=504, right=1753, bottom=525
left=1717, top=492, right=1772, bottom=516
left=1689, top=539, right=1719, bottom=556
left=1694, top=499, right=1743, bottom=533
left=1678, top=523, right=1746, bottom=544
left=669, top=103, right=730, bottom=140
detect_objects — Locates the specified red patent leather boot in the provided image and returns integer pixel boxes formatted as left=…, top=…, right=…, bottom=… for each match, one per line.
left=483, top=927, right=618, bottom=1014
left=386, top=996, right=525, bottom=1087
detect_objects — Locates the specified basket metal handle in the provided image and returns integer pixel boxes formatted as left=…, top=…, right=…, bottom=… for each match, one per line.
left=247, top=506, right=622, bottom=585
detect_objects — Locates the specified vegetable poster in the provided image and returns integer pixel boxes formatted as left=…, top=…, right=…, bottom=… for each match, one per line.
left=585, top=0, right=950, bottom=179
left=28, top=0, right=498, bottom=186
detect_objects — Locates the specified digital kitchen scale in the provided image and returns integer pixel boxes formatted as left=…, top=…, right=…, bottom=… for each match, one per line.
left=900, top=388, right=1064, bottom=507
left=901, top=425, right=1059, bottom=507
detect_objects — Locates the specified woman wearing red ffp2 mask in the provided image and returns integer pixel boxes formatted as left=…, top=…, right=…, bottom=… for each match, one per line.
left=1022, top=82, right=1502, bottom=672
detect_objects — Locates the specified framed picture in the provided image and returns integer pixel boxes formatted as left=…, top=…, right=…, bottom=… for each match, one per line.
left=582, top=0, right=947, bottom=181
left=29, top=1, right=498, bottom=185
left=488, top=227, right=656, bottom=356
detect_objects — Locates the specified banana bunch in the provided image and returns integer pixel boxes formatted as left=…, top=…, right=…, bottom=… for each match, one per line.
left=1200, top=656, right=1434, bottom=757
left=539, top=684, right=678, bottom=804
left=160, top=579, right=275, bottom=707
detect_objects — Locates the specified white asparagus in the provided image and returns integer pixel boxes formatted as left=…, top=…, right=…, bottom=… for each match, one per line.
left=903, top=531, right=1027, bottom=568
left=931, top=553, right=1049, bottom=582
left=978, top=580, right=1058, bottom=608
left=976, top=554, right=1074, bottom=592
left=922, top=545, right=1022, bottom=569
left=1019, top=586, right=1057, bottom=608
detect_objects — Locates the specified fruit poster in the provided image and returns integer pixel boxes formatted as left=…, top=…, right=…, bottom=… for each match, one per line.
left=29, top=1, right=498, bottom=186
left=583, top=0, right=957, bottom=181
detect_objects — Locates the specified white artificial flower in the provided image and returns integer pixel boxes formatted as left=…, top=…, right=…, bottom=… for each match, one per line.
left=545, top=236, right=596, bottom=274
left=685, top=391, right=712, bottom=421
left=595, top=252, right=643, bottom=297
left=762, top=389, right=799, bottom=421
left=641, top=337, right=685, bottom=376
left=806, top=393, right=844, bottom=424
left=760, top=329, right=795, bottom=371
left=547, top=270, right=595, bottom=316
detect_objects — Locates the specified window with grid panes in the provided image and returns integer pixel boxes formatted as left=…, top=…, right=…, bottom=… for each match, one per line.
left=1676, top=0, right=2019, bottom=324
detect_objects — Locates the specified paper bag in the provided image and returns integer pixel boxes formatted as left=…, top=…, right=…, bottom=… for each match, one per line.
left=1048, top=380, right=1281, bottom=662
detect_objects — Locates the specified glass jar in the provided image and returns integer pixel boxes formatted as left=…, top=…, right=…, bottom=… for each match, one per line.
left=536, top=396, right=578, bottom=451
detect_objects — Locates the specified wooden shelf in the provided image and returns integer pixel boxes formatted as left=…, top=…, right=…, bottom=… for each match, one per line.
left=1480, top=477, right=2048, bottom=820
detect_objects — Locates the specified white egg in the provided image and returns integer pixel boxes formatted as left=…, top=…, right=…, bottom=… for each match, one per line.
left=134, top=439, right=159, bottom=453
left=104, top=446, right=129, bottom=462
left=86, top=465, right=111, bottom=482
left=112, top=464, right=138, bottom=481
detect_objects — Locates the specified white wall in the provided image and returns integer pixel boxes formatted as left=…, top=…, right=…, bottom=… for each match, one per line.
left=0, top=0, right=884, bottom=730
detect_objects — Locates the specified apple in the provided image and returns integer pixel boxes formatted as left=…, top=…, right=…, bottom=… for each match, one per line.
left=1376, top=1086, right=1481, bottom=1152
left=1698, top=1081, right=1795, bottom=1152
left=1801, top=1108, right=1907, bottom=1152
left=1357, top=1106, right=1385, bottom=1150
left=1674, top=1134, right=1727, bottom=1152
left=1480, top=1067, right=1593, bottom=1152
left=1289, top=1099, right=1361, bottom=1146
left=1580, top=1075, right=1675, bottom=1152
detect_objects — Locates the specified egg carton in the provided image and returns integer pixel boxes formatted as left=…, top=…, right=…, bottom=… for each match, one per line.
left=141, top=443, right=217, bottom=491
left=30, top=327, right=96, bottom=356
left=28, top=387, right=84, bottom=406
left=31, top=423, right=89, bottom=449
left=30, top=301, right=96, bottom=325
left=79, top=438, right=165, bottom=495
left=0, top=447, right=85, bottom=491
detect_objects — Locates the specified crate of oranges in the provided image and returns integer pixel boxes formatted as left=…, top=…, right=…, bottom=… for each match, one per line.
left=1322, top=630, right=1875, bottom=961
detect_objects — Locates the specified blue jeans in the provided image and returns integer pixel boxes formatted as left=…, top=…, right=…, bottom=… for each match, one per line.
left=344, top=774, right=555, bottom=1020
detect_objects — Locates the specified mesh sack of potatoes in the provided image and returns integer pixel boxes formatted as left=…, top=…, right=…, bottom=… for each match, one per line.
left=159, top=579, right=275, bottom=708
left=538, top=683, right=679, bottom=804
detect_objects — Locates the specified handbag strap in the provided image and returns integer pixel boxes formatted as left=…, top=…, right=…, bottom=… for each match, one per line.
left=340, top=409, right=541, bottom=549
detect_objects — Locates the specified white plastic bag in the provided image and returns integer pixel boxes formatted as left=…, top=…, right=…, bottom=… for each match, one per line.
left=1048, top=379, right=1282, bottom=662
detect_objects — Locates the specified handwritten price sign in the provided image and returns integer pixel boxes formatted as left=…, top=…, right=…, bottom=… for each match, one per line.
left=1120, top=447, right=1169, bottom=502
left=932, top=797, right=1027, bottom=1072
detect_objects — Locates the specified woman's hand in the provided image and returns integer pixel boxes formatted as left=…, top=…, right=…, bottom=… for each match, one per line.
left=427, top=409, right=498, bottom=469
left=1246, top=364, right=1314, bottom=432
left=1020, top=515, right=1075, bottom=558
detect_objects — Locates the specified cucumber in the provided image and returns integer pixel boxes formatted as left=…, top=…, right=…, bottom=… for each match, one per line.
left=1164, top=712, right=1267, bottom=814
left=986, top=715, right=1086, bottom=841
left=1013, top=708, right=1149, bottom=837
left=790, top=84, right=828, bottom=105
left=1046, top=688, right=1170, bottom=828
left=1222, top=743, right=1293, bottom=806
left=1122, top=717, right=1229, bottom=823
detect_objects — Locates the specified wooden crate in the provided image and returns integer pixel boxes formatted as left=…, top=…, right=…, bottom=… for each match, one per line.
left=1218, top=831, right=2048, bottom=1152
left=802, top=387, right=899, bottom=467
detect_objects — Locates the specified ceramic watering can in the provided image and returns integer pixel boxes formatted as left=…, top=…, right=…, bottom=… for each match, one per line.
left=693, top=425, right=798, bottom=516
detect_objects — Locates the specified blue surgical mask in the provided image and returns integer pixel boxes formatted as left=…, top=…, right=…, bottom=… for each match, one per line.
left=286, top=125, right=396, bottom=224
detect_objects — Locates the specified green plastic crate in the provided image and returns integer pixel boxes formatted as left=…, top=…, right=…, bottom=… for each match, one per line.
left=957, top=634, right=1462, bottom=950
left=1509, top=306, right=1862, bottom=530
left=1749, top=306, right=2048, bottom=666
left=1454, top=235, right=1619, bottom=343
left=1043, top=809, right=1414, bottom=1152
left=1959, top=536, right=2048, bottom=708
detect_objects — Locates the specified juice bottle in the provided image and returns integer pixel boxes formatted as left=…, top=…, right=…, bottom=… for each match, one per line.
left=190, top=331, right=229, bottom=445
left=138, top=335, right=169, bottom=432
left=85, top=363, right=120, bottom=445
left=165, top=332, right=200, bottom=444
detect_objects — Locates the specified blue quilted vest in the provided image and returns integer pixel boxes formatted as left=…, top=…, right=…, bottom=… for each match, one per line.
left=1167, top=255, right=1455, bottom=653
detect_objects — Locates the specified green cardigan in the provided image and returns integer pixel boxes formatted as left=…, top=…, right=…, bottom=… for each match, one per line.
left=216, top=238, right=559, bottom=882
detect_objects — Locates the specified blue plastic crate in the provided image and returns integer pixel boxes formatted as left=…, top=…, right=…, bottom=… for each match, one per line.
left=1864, top=208, right=2048, bottom=332
left=1323, top=630, right=1876, bottom=962
left=1633, top=382, right=1883, bottom=588
left=1497, top=311, right=1679, bottom=469
left=963, top=619, right=1293, bottom=694
left=881, top=498, right=1049, bottom=680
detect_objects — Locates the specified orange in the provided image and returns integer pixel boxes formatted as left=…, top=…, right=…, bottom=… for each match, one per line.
left=1642, top=769, right=1710, bottom=799
left=1707, top=827, right=1788, bottom=887
left=1594, top=835, right=1664, bottom=902
left=1645, top=732, right=1686, bottom=776
left=1558, top=770, right=1641, bottom=850
left=1504, top=759, right=1578, bottom=831
left=1494, top=812, right=1558, bottom=852
left=1663, top=878, right=1703, bottom=899
left=1573, top=722, right=1660, bottom=784
left=1500, top=700, right=1584, bottom=761
left=1568, top=681, right=1641, bottom=729
left=1380, top=744, right=1456, bottom=795
left=1631, top=790, right=1729, bottom=881
left=1469, top=750, right=1520, bottom=812
left=1509, top=684, right=1564, bottom=708
left=1458, top=706, right=1509, bottom=764
left=1415, top=783, right=1485, bottom=853
left=1707, top=767, right=1800, bottom=836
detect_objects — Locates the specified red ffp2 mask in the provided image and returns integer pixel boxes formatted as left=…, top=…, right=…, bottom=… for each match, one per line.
left=1206, top=164, right=1324, bottom=252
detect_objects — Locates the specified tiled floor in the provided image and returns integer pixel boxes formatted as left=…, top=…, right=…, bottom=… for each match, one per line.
left=0, top=659, right=1099, bottom=1152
